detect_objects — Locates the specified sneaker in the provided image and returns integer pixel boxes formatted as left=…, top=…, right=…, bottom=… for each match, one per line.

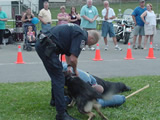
left=144, top=47, right=147, bottom=50
left=56, top=112, right=78, bottom=120
left=88, top=47, right=95, bottom=51
left=132, top=45, right=137, bottom=49
left=82, top=48, right=85, bottom=51
left=104, top=47, right=108, bottom=51
left=138, top=45, right=143, bottom=49
left=115, top=46, right=122, bottom=51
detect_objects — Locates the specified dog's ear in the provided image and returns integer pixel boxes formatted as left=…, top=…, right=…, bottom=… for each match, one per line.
left=63, top=71, right=78, bottom=81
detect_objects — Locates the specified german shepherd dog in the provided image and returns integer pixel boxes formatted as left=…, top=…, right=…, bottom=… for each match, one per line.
left=64, top=72, right=108, bottom=120
left=93, top=75, right=131, bottom=99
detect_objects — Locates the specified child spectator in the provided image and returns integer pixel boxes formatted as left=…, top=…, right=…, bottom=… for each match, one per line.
left=27, top=26, right=35, bottom=42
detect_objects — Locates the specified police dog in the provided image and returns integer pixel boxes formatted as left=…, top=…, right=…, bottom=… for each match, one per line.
left=93, top=75, right=131, bottom=99
left=64, top=72, right=108, bottom=120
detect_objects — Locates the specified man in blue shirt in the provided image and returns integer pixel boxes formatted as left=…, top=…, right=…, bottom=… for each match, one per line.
left=80, top=0, right=99, bottom=51
left=35, top=23, right=100, bottom=120
left=0, top=6, right=8, bottom=49
left=132, top=0, right=147, bottom=49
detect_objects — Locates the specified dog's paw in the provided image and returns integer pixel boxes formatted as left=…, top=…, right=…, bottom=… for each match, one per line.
left=68, top=103, right=73, bottom=107
left=88, top=113, right=96, bottom=120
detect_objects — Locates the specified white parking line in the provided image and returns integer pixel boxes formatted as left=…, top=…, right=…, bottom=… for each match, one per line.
left=0, top=58, right=159, bottom=66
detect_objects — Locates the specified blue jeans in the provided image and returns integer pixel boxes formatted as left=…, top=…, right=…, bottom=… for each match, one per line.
left=35, top=40, right=66, bottom=114
left=97, top=95, right=126, bottom=107
left=65, top=95, right=125, bottom=107
left=41, top=23, right=52, bottom=33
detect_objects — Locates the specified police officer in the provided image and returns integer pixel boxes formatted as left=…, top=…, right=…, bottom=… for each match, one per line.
left=35, top=23, right=100, bottom=120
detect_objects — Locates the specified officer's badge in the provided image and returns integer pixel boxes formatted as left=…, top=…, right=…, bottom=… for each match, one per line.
left=80, top=40, right=86, bottom=49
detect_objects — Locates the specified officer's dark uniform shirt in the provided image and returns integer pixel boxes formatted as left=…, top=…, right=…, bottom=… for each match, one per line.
left=48, top=23, right=88, bottom=57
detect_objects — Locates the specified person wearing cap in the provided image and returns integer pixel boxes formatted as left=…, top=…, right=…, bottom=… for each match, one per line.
left=132, top=0, right=147, bottom=49
left=38, top=1, right=52, bottom=33
left=35, top=23, right=100, bottom=120
left=57, top=6, right=69, bottom=25
left=0, top=6, right=8, bottom=49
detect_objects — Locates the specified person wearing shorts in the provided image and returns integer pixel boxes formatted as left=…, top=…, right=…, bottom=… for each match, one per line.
left=132, top=0, right=147, bottom=49
left=101, top=1, right=122, bottom=51
left=141, top=3, right=156, bottom=49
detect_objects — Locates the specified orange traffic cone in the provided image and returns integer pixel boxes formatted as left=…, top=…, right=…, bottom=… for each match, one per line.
left=93, top=44, right=103, bottom=61
left=146, top=42, right=156, bottom=59
left=15, top=45, right=25, bottom=64
left=60, top=54, right=66, bottom=62
left=124, top=42, right=134, bottom=60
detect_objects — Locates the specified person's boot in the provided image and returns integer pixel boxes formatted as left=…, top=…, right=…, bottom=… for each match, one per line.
left=50, top=99, right=55, bottom=107
left=50, top=96, right=72, bottom=107
left=56, top=112, right=78, bottom=120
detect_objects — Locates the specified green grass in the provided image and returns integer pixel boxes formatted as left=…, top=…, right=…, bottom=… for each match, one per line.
left=0, top=76, right=160, bottom=120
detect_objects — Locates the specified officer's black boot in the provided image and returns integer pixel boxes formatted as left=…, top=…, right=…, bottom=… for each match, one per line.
left=50, top=99, right=55, bottom=107
left=56, top=112, right=78, bottom=120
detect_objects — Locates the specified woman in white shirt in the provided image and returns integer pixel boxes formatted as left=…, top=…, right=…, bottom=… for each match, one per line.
left=141, top=3, right=156, bottom=49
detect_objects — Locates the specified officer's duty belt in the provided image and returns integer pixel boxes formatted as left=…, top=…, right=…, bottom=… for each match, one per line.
left=38, top=33, right=61, bottom=57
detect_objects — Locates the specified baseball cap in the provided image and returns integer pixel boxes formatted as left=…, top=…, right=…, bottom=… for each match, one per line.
left=139, top=0, right=145, bottom=2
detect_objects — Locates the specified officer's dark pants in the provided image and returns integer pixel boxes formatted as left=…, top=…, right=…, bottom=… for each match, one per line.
left=35, top=40, right=66, bottom=115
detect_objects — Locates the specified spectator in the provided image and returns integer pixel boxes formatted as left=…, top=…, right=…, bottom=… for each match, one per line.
left=21, top=8, right=35, bottom=24
left=57, top=6, right=69, bottom=25
left=141, top=3, right=156, bottom=49
left=0, top=6, right=7, bottom=49
left=101, top=1, right=122, bottom=51
left=132, top=0, right=147, bottom=49
left=38, top=1, right=52, bottom=33
left=27, top=26, right=36, bottom=42
left=69, top=7, right=81, bottom=25
left=80, top=0, right=98, bottom=51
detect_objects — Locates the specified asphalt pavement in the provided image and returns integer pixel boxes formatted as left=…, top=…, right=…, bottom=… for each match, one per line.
left=0, top=30, right=160, bottom=83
